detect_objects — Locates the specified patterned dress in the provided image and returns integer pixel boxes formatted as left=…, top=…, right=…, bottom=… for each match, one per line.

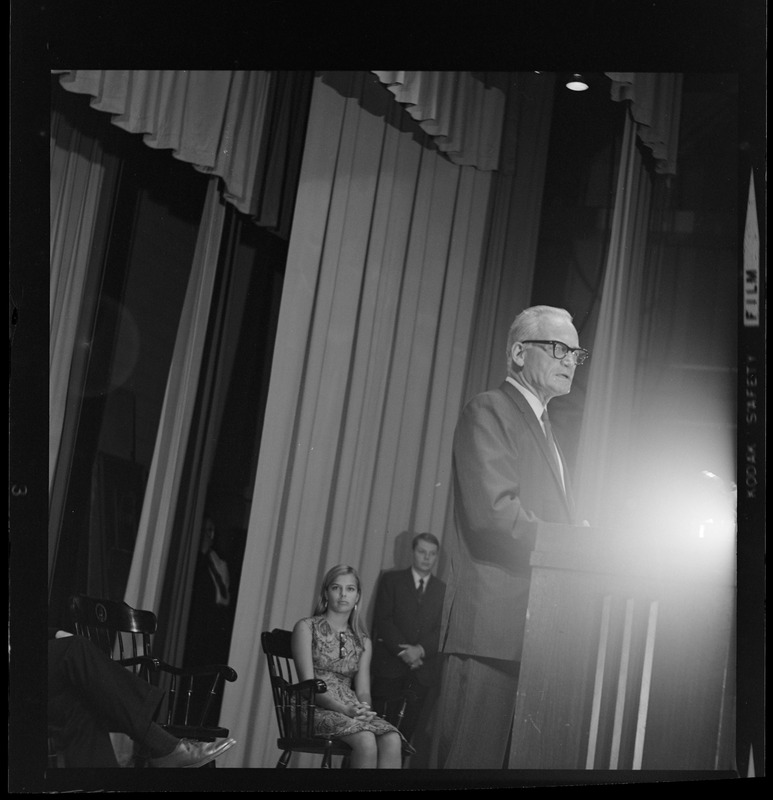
left=301, top=615, right=412, bottom=749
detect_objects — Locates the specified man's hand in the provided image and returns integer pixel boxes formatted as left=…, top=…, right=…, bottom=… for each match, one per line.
left=397, top=643, right=424, bottom=667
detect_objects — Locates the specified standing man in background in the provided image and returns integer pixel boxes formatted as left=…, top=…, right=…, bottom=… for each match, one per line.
left=184, top=514, right=232, bottom=720
left=433, top=305, right=589, bottom=768
left=371, top=533, right=446, bottom=752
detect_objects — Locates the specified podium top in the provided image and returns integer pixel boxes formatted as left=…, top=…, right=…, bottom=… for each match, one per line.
left=530, top=522, right=735, bottom=585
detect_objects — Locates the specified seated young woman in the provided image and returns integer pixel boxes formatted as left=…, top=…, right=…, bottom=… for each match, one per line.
left=291, top=564, right=412, bottom=768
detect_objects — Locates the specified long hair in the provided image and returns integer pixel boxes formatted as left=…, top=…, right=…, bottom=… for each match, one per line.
left=313, top=564, right=369, bottom=641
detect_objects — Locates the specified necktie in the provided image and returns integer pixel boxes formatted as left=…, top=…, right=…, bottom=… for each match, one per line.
left=417, top=578, right=424, bottom=598
left=207, top=553, right=229, bottom=605
left=541, top=409, right=562, bottom=479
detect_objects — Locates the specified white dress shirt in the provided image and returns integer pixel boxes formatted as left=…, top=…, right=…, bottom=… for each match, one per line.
left=506, top=376, right=565, bottom=490
left=410, top=568, right=429, bottom=593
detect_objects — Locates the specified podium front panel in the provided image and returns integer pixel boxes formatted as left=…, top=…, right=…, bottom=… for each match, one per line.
left=508, top=524, right=735, bottom=771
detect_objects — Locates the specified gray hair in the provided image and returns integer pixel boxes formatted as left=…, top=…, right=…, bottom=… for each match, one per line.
left=506, top=305, right=573, bottom=374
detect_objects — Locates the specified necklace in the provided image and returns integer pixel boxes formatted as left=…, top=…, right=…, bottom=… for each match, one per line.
left=322, top=616, right=349, bottom=636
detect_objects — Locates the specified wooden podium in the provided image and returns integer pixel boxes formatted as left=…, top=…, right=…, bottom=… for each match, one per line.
left=508, top=523, right=736, bottom=771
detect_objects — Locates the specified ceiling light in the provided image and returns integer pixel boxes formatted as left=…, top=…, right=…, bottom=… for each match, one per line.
left=566, top=73, right=589, bottom=91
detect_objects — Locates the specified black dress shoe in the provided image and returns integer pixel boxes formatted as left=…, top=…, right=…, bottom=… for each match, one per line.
left=149, top=737, right=236, bottom=768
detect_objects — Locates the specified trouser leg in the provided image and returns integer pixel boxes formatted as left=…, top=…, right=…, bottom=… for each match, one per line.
left=48, top=687, right=122, bottom=767
left=372, top=674, right=429, bottom=744
left=430, top=653, right=520, bottom=769
left=48, top=636, right=165, bottom=766
left=404, top=682, right=440, bottom=768
left=371, top=675, right=406, bottom=724
left=395, top=687, right=427, bottom=744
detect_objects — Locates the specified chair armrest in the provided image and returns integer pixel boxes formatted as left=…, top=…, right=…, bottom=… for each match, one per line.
left=117, top=655, right=162, bottom=671
left=155, top=661, right=238, bottom=682
left=286, top=678, right=328, bottom=697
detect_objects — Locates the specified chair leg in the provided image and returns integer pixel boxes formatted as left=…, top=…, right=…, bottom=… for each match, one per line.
left=277, top=750, right=291, bottom=768
left=396, top=699, right=408, bottom=730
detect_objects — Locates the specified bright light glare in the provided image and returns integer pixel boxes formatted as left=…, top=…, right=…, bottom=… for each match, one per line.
left=595, top=421, right=737, bottom=587
left=566, top=75, right=589, bottom=91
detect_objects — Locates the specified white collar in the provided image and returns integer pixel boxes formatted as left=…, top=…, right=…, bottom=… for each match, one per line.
left=410, top=568, right=429, bottom=588
left=506, top=376, right=546, bottom=421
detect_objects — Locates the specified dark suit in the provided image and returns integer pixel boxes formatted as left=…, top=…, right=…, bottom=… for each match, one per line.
left=184, top=550, right=233, bottom=723
left=48, top=633, right=165, bottom=767
left=186, top=550, right=232, bottom=669
left=434, top=381, right=577, bottom=768
left=371, top=568, right=446, bottom=744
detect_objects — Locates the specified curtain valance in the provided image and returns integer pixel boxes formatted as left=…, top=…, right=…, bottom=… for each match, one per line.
left=373, top=72, right=681, bottom=175
left=52, top=70, right=311, bottom=231
left=606, top=72, right=683, bottom=175
left=371, top=71, right=506, bottom=171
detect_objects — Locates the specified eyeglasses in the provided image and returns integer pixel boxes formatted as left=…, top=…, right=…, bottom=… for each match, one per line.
left=521, top=340, right=590, bottom=365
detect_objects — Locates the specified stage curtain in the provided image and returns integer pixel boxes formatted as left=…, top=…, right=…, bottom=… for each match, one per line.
left=606, top=72, right=683, bottom=175
left=218, top=71, right=495, bottom=768
left=121, top=178, right=225, bottom=615
left=48, top=71, right=310, bottom=602
left=372, top=71, right=506, bottom=170
left=461, top=72, right=556, bottom=398
left=51, top=70, right=310, bottom=230
left=158, top=211, right=257, bottom=669
left=48, top=92, right=121, bottom=576
left=575, top=73, right=692, bottom=527
left=573, top=113, right=653, bottom=526
left=49, top=94, right=111, bottom=493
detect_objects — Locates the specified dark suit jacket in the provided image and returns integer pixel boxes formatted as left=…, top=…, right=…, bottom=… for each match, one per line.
left=439, top=381, right=578, bottom=663
left=371, top=567, right=447, bottom=688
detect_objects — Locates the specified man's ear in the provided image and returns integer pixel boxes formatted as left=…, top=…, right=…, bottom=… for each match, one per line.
left=510, top=342, right=525, bottom=367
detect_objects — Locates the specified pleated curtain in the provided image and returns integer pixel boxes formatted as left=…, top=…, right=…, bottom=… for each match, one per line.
left=121, top=178, right=226, bottom=617
left=48, top=69, right=553, bottom=767
left=52, top=69, right=313, bottom=233
left=461, top=72, right=556, bottom=397
left=574, top=74, right=684, bottom=527
left=49, top=98, right=113, bottom=493
left=605, top=73, right=683, bottom=175
left=218, top=71, right=498, bottom=768
left=573, top=113, right=653, bottom=526
left=53, top=70, right=275, bottom=216
left=48, top=70, right=305, bottom=600
left=371, top=71, right=506, bottom=171
left=157, top=212, right=260, bottom=670
left=49, top=96, right=121, bottom=577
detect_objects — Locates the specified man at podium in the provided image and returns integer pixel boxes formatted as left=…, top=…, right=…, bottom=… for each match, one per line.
left=433, top=305, right=589, bottom=769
